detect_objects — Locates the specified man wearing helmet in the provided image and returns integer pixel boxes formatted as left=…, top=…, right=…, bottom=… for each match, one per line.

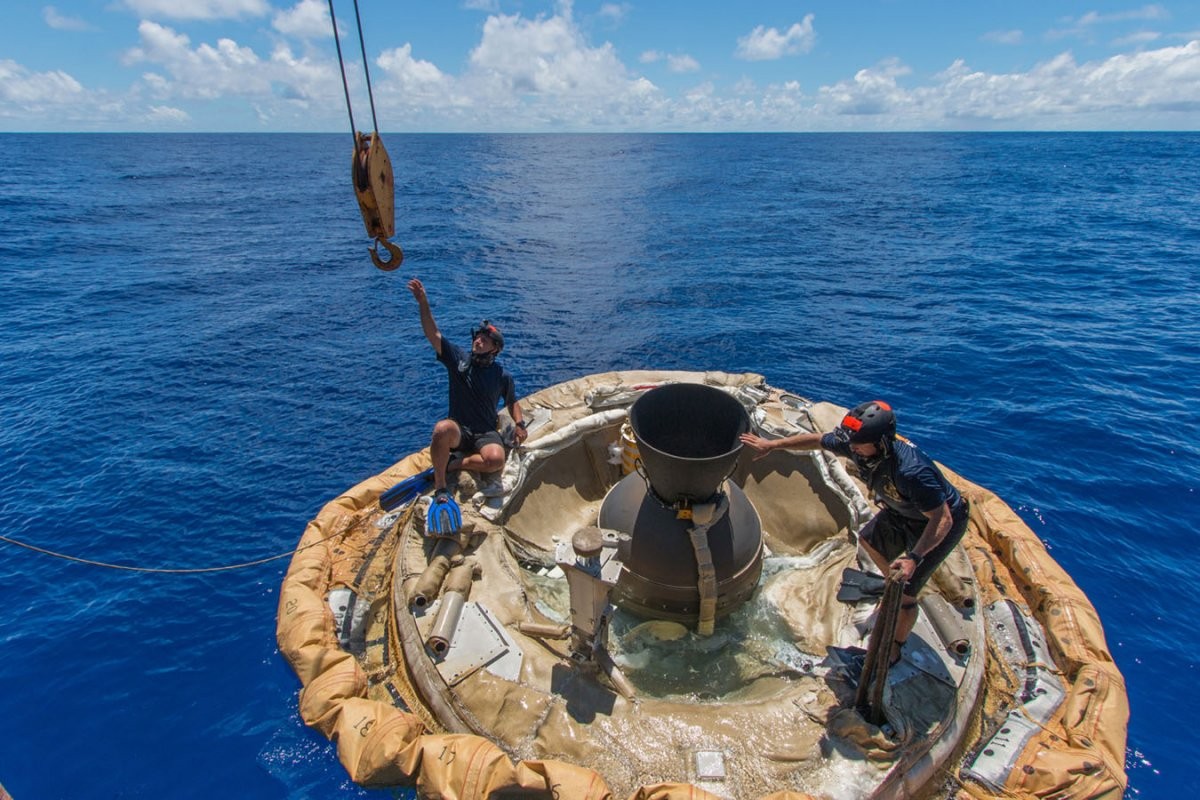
left=740, top=400, right=969, bottom=665
left=408, top=278, right=527, bottom=502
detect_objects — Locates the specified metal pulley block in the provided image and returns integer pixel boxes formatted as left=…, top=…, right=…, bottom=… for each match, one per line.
left=352, top=131, right=403, bottom=270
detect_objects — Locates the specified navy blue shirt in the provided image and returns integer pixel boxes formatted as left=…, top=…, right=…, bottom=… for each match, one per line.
left=821, top=433, right=962, bottom=521
left=437, top=338, right=516, bottom=434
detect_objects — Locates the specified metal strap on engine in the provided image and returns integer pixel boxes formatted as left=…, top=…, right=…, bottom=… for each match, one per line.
left=688, top=494, right=730, bottom=636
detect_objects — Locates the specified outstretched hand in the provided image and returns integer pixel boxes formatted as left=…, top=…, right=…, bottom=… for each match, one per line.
left=739, top=433, right=773, bottom=460
left=408, top=278, right=427, bottom=303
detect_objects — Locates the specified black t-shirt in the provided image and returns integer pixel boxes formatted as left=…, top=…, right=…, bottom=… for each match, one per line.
left=821, top=433, right=962, bottom=521
left=437, top=338, right=516, bottom=434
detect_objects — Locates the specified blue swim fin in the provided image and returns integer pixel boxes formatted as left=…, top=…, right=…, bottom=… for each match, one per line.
left=425, top=488, right=462, bottom=536
left=379, top=467, right=435, bottom=511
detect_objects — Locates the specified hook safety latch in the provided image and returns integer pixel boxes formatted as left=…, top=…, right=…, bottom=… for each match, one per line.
left=352, top=131, right=403, bottom=271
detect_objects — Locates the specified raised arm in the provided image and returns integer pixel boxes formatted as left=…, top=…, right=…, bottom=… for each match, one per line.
left=408, top=278, right=442, bottom=354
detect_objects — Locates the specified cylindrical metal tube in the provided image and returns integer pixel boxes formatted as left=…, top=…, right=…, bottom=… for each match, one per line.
left=930, top=565, right=975, bottom=609
left=426, top=591, right=466, bottom=656
left=425, top=562, right=479, bottom=656
left=923, top=595, right=969, bottom=658
left=442, top=561, right=478, bottom=596
left=408, top=539, right=462, bottom=609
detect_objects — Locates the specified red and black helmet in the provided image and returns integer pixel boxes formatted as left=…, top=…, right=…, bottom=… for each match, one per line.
left=471, top=320, right=504, bottom=353
left=839, top=400, right=896, bottom=445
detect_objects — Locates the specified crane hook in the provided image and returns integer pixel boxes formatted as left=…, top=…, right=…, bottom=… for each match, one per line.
left=370, top=237, right=404, bottom=271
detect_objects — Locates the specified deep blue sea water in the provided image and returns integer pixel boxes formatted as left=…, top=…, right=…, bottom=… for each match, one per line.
left=1, top=132, right=1197, bottom=798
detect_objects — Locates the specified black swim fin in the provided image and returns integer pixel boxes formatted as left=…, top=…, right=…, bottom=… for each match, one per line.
left=836, top=567, right=886, bottom=604
left=823, top=645, right=868, bottom=686
left=379, top=467, right=435, bottom=511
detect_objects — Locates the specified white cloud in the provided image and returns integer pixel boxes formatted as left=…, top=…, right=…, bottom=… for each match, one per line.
left=597, top=3, right=630, bottom=25
left=1113, top=31, right=1162, bottom=47
left=667, top=54, right=700, bottom=73
left=733, top=77, right=757, bottom=95
left=639, top=50, right=699, bottom=73
left=123, top=21, right=266, bottom=99
left=983, top=29, right=1023, bottom=46
left=376, top=44, right=451, bottom=99
left=911, top=41, right=1200, bottom=125
left=735, top=15, right=816, bottom=61
left=467, top=11, right=635, bottom=98
left=1049, top=4, right=1170, bottom=40
left=145, top=104, right=190, bottom=123
left=43, top=6, right=92, bottom=31
left=273, top=0, right=332, bottom=39
left=121, top=20, right=341, bottom=113
left=816, top=58, right=912, bottom=116
left=121, top=0, right=270, bottom=21
left=0, top=58, right=85, bottom=105
left=1078, top=5, right=1169, bottom=26
left=8, top=3, right=1198, bottom=132
left=268, top=43, right=337, bottom=104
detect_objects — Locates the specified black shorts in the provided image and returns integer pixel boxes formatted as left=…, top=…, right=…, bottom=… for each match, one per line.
left=456, top=425, right=504, bottom=455
left=860, top=500, right=969, bottom=596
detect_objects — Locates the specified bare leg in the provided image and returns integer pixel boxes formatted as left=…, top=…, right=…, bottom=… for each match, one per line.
left=430, top=420, right=462, bottom=491
left=444, top=443, right=505, bottom=473
left=893, top=604, right=918, bottom=660
left=857, top=529, right=891, bottom=576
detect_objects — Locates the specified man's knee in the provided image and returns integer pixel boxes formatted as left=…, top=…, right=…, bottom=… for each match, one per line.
left=476, top=444, right=505, bottom=471
left=433, top=419, right=461, bottom=441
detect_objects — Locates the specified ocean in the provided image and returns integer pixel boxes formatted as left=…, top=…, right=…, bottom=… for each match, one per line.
left=0, top=132, right=1196, bottom=798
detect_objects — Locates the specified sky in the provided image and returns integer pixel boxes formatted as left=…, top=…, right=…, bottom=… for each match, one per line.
left=1, top=0, right=1198, bottom=132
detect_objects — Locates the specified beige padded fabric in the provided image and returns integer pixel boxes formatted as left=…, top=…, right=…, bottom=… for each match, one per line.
left=943, top=467, right=1128, bottom=800
left=277, top=373, right=1127, bottom=800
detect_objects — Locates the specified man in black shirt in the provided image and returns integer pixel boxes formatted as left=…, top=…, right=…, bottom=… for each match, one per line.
left=408, top=279, right=527, bottom=506
left=740, top=400, right=969, bottom=665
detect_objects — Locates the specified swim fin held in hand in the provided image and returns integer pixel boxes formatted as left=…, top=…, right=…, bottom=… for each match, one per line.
left=836, top=567, right=887, bottom=604
left=379, top=467, right=435, bottom=511
left=426, top=488, right=462, bottom=536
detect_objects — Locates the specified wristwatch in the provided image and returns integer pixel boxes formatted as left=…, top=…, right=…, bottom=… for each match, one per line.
left=906, top=551, right=925, bottom=568
left=515, top=420, right=527, bottom=430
